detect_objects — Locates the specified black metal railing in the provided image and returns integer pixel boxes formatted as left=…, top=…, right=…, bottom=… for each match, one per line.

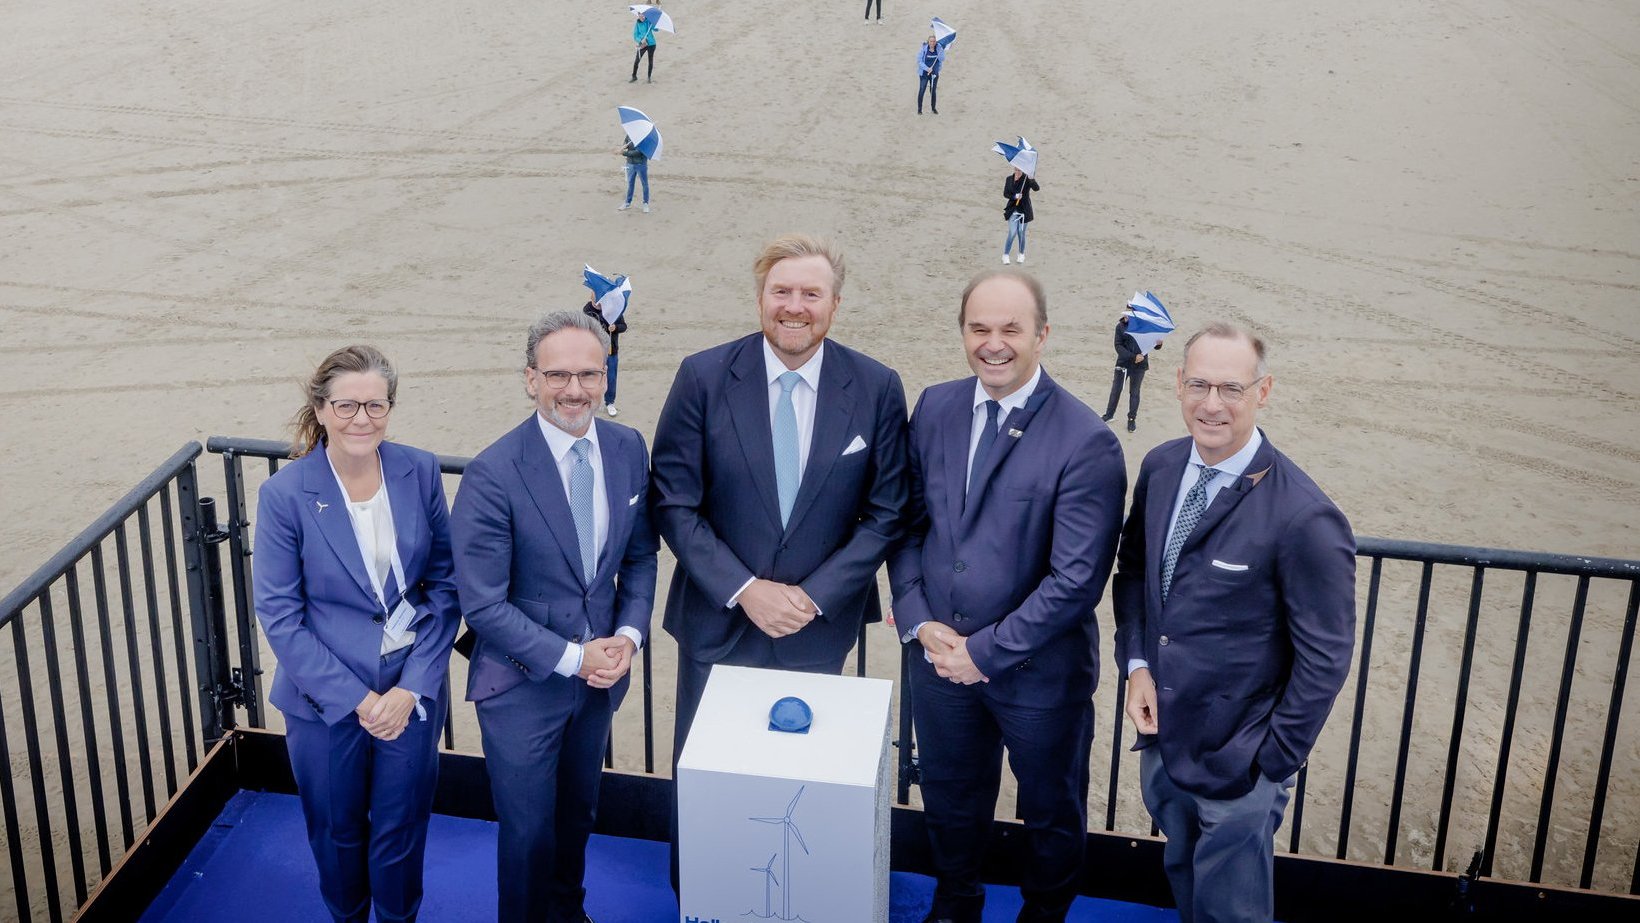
left=2, top=438, right=1637, bottom=921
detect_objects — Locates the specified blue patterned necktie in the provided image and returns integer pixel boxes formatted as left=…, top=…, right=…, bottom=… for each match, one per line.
left=569, top=439, right=597, bottom=584
left=967, top=400, right=1000, bottom=497
left=773, top=371, right=803, bottom=526
left=1160, top=465, right=1221, bottom=602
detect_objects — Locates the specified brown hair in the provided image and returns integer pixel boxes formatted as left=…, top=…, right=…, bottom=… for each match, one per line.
left=289, top=345, right=398, bottom=458
left=957, top=270, right=1048, bottom=332
left=1181, top=322, right=1269, bottom=378
left=752, top=233, right=845, bottom=299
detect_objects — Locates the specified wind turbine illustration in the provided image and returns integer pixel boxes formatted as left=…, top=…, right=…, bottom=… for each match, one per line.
left=750, top=785, right=809, bottom=921
left=748, top=853, right=779, bottom=918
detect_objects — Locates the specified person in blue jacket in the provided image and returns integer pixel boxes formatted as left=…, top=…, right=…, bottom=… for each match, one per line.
left=917, top=34, right=947, bottom=114
left=631, top=11, right=658, bottom=83
left=253, top=344, right=459, bottom=923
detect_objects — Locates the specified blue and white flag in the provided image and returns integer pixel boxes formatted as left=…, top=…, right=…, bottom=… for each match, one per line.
left=1124, top=291, right=1176, bottom=354
left=629, top=5, right=675, bottom=33
left=930, top=17, right=956, bottom=48
left=617, top=106, right=663, bottom=161
left=583, top=265, right=632, bottom=324
left=992, top=135, right=1037, bottom=177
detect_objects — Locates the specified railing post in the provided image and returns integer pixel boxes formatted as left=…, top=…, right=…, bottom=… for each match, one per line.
left=177, top=463, right=236, bottom=745
left=895, top=642, right=918, bottom=805
left=220, top=449, right=266, bottom=728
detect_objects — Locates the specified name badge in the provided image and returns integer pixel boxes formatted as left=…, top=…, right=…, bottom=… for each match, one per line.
left=383, top=598, right=418, bottom=642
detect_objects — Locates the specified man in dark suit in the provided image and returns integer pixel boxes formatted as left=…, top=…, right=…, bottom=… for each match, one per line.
left=652, top=233, right=909, bottom=757
left=888, top=270, right=1127, bottom=923
left=1112, top=322, right=1355, bottom=923
left=450, top=310, right=659, bottom=923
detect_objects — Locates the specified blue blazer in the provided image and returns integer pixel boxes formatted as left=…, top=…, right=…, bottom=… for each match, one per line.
left=887, top=372, right=1127, bottom=706
left=253, top=441, right=460, bottom=726
left=652, top=333, right=909, bottom=667
left=1112, top=431, right=1356, bottom=799
left=449, top=416, right=659, bottom=709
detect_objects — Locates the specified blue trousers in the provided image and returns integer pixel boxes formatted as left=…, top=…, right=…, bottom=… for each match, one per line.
left=1004, top=213, right=1028, bottom=255
left=478, top=673, right=613, bottom=923
left=283, top=646, right=442, bottom=923
left=1140, top=747, right=1295, bottom=923
left=604, top=353, right=619, bottom=404
left=623, top=161, right=649, bottom=204
left=918, top=73, right=939, bottom=112
left=910, top=656, right=1093, bottom=923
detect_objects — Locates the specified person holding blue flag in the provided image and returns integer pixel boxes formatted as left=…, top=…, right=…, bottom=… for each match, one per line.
left=583, top=292, right=629, bottom=418
left=1002, top=167, right=1039, bottom=264
left=1103, top=313, right=1159, bottom=432
left=916, top=33, right=946, bottom=114
left=630, top=7, right=658, bottom=83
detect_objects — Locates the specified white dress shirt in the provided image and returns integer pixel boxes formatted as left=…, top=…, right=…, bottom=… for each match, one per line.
left=724, top=339, right=827, bottom=609
left=1128, top=428, right=1264, bottom=676
left=535, top=414, right=645, bottom=677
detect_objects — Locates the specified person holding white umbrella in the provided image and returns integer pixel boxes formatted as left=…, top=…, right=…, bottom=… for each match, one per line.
left=615, top=106, right=662, bottom=213
left=628, top=4, right=673, bottom=84
left=994, top=136, right=1039, bottom=264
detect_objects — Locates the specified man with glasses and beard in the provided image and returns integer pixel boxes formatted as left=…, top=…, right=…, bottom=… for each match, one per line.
left=450, top=310, right=659, bottom=923
left=1112, top=322, right=1356, bottom=923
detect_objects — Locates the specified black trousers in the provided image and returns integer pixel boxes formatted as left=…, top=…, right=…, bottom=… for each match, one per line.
left=918, top=73, right=939, bottom=112
left=1105, top=364, right=1147, bottom=420
left=631, top=43, right=655, bottom=80
left=864, top=0, right=881, bottom=19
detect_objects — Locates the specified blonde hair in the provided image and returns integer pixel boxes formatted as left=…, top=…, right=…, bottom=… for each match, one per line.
left=289, top=345, right=398, bottom=458
left=752, top=233, right=845, bottom=299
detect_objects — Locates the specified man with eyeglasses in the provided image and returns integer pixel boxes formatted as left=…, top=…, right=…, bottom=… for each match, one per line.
left=1111, top=322, right=1356, bottom=923
left=449, top=310, right=659, bottom=922
left=651, top=233, right=909, bottom=889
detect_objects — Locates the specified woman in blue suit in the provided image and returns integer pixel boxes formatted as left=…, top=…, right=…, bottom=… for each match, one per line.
left=253, top=345, right=459, bottom=923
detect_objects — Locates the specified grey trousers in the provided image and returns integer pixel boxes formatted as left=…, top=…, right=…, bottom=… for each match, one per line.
left=1140, top=746, right=1295, bottom=923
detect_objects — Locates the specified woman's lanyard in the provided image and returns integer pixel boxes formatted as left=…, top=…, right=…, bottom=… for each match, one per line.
left=328, top=455, right=417, bottom=643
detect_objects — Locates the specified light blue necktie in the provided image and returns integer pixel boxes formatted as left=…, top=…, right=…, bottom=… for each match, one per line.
left=1160, top=465, right=1221, bottom=602
left=569, top=439, right=597, bottom=584
left=773, top=371, right=803, bottom=527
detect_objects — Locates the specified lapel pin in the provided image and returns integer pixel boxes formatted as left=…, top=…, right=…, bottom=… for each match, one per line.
left=1007, top=428, right=1024, bottom=438
left=315, top=501, right=329, bottom=513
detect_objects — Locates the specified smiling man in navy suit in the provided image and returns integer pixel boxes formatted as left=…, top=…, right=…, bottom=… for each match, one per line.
left=450, top=310, right=659, bottom=923
left=889, top=271, right=1127, bottom=923
left=1112, top=322, right=1355, bottom=923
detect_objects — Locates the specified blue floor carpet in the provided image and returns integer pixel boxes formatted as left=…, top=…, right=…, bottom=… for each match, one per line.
left=143, top=790, right=1179, bottom=921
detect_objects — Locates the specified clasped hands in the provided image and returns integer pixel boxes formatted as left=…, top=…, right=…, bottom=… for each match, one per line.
left=356, top=687, right=418, bottom=741
left=917, top=622, right=989, bottom=685
left=577, top=635, right=637, bottom=689
left=738, top=579, right=819, bottom=639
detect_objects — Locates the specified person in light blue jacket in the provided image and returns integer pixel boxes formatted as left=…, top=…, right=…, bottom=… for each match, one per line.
left=916, top=34, right=947, bottom=114
left=631, top=13, right=658, bottom=83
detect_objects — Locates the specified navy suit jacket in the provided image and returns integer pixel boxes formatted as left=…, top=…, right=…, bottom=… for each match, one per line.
left=652, top=333, right=909, bottom=667
left=1112, top=431, right=1356, bottom=799
left=887, top=372, right=1127, bottom=706
left=449, top=415, right=659, bottom=709
left=253, top=441, right=460, bottom=725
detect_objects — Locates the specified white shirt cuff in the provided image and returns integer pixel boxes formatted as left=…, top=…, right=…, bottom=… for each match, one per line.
left=727, top=576, right=757, bottom=608
left=554, top=642, right=585, bottom=678
left=1127, top=658, right=1150, bottom=676
left=615, top=626, right=644, bottom=651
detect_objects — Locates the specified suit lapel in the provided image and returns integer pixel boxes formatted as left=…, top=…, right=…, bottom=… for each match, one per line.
left=595, top=427, right=634, bottom=584
left=512, top=418, right=591, bottom=589
left=1148, top=440, right=1191, bottom=613
left=939, top=383, right=973, bottom=536
left=1179, top=431, right=1276, bottom=558
left=960, top=375, right=1057, bottom=530
left=380, top=444, right=424, bottom=584
left=784, top=348, right=854, bottom=535
left=725, top=341, right=784, bottom=533
left=301, top=450, right=377, bottom=605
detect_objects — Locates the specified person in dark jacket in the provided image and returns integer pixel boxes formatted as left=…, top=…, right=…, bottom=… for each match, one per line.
left=1103, top=314, right=1159, bottom=432
left=582, top=299, right=629, bottom=417
left=617, top=139, right=650, bottom=213
left=1002, top=168, right=1038, bottom=264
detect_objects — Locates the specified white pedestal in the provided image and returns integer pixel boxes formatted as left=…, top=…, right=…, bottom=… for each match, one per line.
left=677, top=665, right=894, bottom=923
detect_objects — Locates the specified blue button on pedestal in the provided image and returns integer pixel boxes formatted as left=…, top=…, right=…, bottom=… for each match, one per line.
left=768, top=696, right=813, bottom=734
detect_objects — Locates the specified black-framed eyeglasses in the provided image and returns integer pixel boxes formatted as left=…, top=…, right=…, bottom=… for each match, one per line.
left=533, top=368, right=607, bottom=389
left=327, top=399, right=394, bottom=419
left=1181, top=376, right=1266, bottom=405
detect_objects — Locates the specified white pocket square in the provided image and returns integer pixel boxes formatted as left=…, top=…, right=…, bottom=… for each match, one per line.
left=628, top=493, right=641, bottom=507
left=1210, top=559, right=1249, bottom=572
left=842, top=435, right=868, bottom=456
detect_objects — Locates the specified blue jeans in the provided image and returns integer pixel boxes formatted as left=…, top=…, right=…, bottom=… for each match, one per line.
left=623, top=162, right=649, bottom=205
left=604, top=353, right=618, bottom=404
left=1004, top=213, right=1027, bottom=255
left=918, top=73, right=939, bottom=112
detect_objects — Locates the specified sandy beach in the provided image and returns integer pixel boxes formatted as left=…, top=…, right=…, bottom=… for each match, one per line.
left=2, top=0, right=1638, bottom=916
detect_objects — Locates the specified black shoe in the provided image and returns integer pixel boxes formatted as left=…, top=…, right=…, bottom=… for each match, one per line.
left=1127, top=418, right=1137, bottom=432
left=1101, top=412, right=1114, bottom=422
left=931, top=107, right=939, bottom=114
left=629, top=76, right=637, bottom=83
